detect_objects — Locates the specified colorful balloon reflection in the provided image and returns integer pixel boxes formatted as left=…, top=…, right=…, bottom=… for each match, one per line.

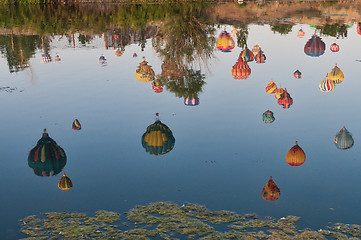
left=216, top=31, right=235, bottom=52
left=58, top=173, right=73, bottom=190
left=304, top=35, right=325, bottom=57
left=262, top=110, right=275, bottom=123
left=135, top=58, right=155, bottom=82
left=240, top=47, right=254, bottom=62
left=319, top=74, right=335, bottom=92
left=328, top=64, right=344, bottom=84
left=72, top=119, right=82, bottom=130
left=330, top=43, right=339, bottom=52
left=285, top=141, right=306, bottom=166
left=184, top=97, right=199, bottom=106
left=334, top=126, right=354, bottom=150
left=294, top=70, right=302, bottom=79
left=231, top=56, right=251, bottom=80
left=262, top=176, right=280, bottom=201
left=142, top=117, right=175, bottom=156
left=255, top=50, right=266, bottom=63
left=28, top=129, right=67, bottom=177
left=278, top=89, right=293, bottom=109
left=152, top=79, right=163, bottom=93
left=297, top=29, right=305, bottom=38
left=265, top=81, right=277, bottom=94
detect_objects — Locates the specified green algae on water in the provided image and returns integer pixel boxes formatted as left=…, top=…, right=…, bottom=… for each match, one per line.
left=19, top=202, right=361, bottom=239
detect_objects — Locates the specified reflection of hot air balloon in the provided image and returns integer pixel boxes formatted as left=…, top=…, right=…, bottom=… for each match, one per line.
left=41, top=54, right=52, bottom=63
left=135, top=58, right=155, bottom=83
left=54, top=55, right=61, bottom=62
left=231, top=56, right=251, bottom=80
left=330, top=43, right=339, bottom=52
left=152, top=79, right=163, bottom=93
left=161, top=62, right=182, bottom=78
left=58, top=173, right=73, bottom=190
left=334, top=126, right=354, bottom=150
left=28, top=129, right=67, bottom=177
left=297, top=29, right=305, bottom=38
left=294, top=70, right=302, bottom=79
left=274, top=87, right=284, bottom=99
left=265, top=80, right=277, bottom=94
left=231, top=28, right=237, bottom=38
left=216, top=31, right=235, bottom=52
left=285, top=141, right=305, bottom=166
left=72, top=119, right=82, bottom=130
left=262, top=176, right=280, bottom=201
left=328, top=64, right=344, bottom=84
left=240, top=47, right=254, bottom=62
left=255, top=50, right=266, bottom=63
left=304, top=35, right=325, bottom=57
left=278, top=89, right=293, bottom=109
left=99, top=55, right=106, bottom=64
left=184, top=97, right=199, bottom=106
left=115, top=48, right=123, bottom=56
left=262, top=110, right=275, bottom=123
left=319, top=74, right=335, bottom=92
left=142, top=119, right=175, bottom=156
left=252, top=45, right=261, bottom=56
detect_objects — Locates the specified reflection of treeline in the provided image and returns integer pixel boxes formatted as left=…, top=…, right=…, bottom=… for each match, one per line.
left=0, top=35, right=41, bottom=73
left=0, top=3, right=210, bottom=34
left=315, top=23, right=349, bottom=38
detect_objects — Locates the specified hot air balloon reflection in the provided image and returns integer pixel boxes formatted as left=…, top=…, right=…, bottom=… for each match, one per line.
left=334, top=126, right=354, bottom=150
left=41, top=54, right=52, bottom=63
left=304, top=35, right=325, bottom=57
left=252, top=45, right=261, bottom=56
left=297, top=29, right=305, bottom=38
left=255, top=50, right=266, bottom=63
left=265, top=80, right=277, bottom=94
left=184, top=97, right=200, bottom=106
left=274, top=87, right=285, bottom=100
left=231, top=56, right=251, bottom=80
left=135, top=58, right=155, bottom=83
left=262, top=110, right=275, bottom=123
left=99, top=55, right=107, bottom=65
left=28, top=129, right=67, bottom=177
left=58, top=173, right=73, bottom=190
left=54, top=55, right=61, bottom=62
left=328, top=64, right=344, bottom=84
left=216, top=31, right=235, bottom=52
left=115, top=48, right=124, bottom=56
left=294, top=70, right=302, bottom=79
left=152, top=79, right=163, bottom=93
left=240, top=47, right=254, bottom=62
left=285, top=141, right=306, bottom=166
left=142, top=117, right=175, bottom=156
left=278, top=90, right=293, bottom=109
left=72, top=119, right=82, bottom=130
left=262, top=176, right=280, bottom=201
left=319, top=74, right=335, bottom=92
left=330, top=43, right=339, bottom=52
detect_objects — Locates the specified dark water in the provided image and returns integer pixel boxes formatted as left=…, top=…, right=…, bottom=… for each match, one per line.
left=0, top=2, right=361, bottom=239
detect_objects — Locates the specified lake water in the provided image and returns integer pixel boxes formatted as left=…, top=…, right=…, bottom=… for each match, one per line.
left=0, top=2, right=361, bottom=239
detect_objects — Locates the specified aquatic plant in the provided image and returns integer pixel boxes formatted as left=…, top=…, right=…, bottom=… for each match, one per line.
left=20, top=201, right=361, bottom=239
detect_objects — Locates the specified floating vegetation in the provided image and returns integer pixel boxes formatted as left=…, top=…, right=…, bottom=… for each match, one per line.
left=19, top=202, right=361, bottom=239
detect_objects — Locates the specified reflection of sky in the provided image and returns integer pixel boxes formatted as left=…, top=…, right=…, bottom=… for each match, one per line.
left=1, top=24, right=361, bottom=238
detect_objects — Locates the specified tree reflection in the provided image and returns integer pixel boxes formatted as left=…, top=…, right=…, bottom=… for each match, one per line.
left=159, top=67, right=206, bottom=100
left=0, top=34, right=41, bottom=73
left=152, top=4, right=215, bottom=70
left=235, top=24, right=249, bottom=49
